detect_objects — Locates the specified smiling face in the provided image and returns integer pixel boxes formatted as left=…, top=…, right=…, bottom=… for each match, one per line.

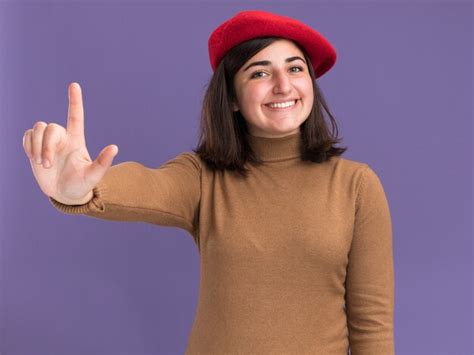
left=232, top=39, right=314, bottom=138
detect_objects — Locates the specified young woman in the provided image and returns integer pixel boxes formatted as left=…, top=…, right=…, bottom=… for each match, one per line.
left=23, top=10, right=394, bottom=355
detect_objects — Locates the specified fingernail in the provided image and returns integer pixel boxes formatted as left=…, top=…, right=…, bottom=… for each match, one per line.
left=35, top=157, right=42, bottom=164
left=43, top=159, right=50, bottom=168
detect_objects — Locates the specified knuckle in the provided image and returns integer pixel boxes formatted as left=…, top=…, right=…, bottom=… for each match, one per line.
left=47, top=123, right=66, bottom=141
left=42, top=132, right=54, bottom=154
left=33, top=121, right=47, bottom=130
left=44, top=124, right=54, bottom=135
left=22, top=130, right=31, bottom=144
left=42, top=145, right=53, bottom=154
left=47, top=122, right=61, bottom=131
left=22, top=132, right=31, bottom=155
left=41, top=149, right=53, bottom=160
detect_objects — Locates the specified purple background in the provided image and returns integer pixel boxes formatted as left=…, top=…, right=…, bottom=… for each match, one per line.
left=1, top=1, right=472, bottom=354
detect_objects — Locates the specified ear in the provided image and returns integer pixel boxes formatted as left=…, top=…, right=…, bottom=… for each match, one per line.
left=231, top=101, right=239, bottom=112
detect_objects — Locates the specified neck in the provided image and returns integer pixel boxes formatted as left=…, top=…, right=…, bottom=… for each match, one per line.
left=246, top=130, right=302, bottom=162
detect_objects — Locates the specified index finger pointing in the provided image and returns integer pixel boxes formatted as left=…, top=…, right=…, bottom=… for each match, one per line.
left=66, top=82, right=85, bottom=139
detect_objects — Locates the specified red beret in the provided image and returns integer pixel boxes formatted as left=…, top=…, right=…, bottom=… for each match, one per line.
left=208, top=10, right=337, bottom=78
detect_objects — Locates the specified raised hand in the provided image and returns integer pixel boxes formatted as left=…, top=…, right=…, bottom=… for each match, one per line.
left=22, top=82, right=119, bottom=205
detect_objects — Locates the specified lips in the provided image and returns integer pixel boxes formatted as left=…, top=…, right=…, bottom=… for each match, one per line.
left=265, top=99, right=298, bottom=106
left=264, top=99, right=299, bottom=110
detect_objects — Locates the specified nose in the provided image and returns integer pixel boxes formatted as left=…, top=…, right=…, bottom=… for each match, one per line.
left=272, top=70, right=292, bottom=95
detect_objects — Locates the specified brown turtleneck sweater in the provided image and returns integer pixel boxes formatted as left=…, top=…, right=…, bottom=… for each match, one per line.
left=49, top=131, right=395, bottom=354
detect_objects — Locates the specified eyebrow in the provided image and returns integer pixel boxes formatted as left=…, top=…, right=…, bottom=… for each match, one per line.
left=243, top=56, right=307, bottom=72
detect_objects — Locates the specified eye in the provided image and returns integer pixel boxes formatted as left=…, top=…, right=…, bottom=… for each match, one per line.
left=250, top=71, right=267, bottom=79
left=290, top=66, right=304, bottom=73
left=250, top=66, right=304, bottom=79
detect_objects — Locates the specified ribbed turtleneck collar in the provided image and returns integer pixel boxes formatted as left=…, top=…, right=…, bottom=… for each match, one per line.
left=246, top=130, right=302, bottom=162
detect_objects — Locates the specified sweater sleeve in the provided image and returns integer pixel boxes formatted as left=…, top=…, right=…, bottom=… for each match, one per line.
left=345, top=165, right=395, bottom=355
left=48, top=152, right=201, bottom=241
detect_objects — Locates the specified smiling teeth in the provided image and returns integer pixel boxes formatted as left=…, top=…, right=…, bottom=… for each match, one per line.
left=267, top=100, right=296, bottom=108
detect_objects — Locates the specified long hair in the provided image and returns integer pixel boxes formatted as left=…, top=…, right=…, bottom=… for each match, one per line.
left=193, top=36, right=347, bottom=178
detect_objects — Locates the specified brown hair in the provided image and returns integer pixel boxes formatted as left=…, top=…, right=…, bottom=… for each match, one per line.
left=192, top=36, right=347, bottom=178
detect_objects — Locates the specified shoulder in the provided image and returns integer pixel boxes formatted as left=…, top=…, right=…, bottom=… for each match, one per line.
left=333, top=157, right=390, bottom=211
left=328, top=156, right=387, bottom=197
left=155, top=151, right=203, bottom=175
left=331, top=155, right=385, bottom=177
left=327, top=155, right=369, bottom=179
left=179, top=151, right=203, bottom=168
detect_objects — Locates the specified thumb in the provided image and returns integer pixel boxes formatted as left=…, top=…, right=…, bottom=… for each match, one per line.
left=84, top=144, right=119, bottom=187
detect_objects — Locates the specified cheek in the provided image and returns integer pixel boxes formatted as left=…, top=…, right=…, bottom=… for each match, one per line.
left=301, top=82, right=314, bottom=105
left=240, top=86, right=265, bottom=107
left=305, top=88, right=314, bottom=104
left=300, top=78, right=314, bottom=95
